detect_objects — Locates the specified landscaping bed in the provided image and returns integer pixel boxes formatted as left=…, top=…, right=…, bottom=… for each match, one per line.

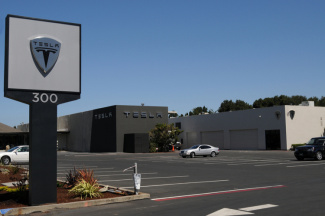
left=0, top=165, right=129, bottom=210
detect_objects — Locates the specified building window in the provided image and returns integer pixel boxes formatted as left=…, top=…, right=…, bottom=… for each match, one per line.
left=175, top=122, right=181, bottom=129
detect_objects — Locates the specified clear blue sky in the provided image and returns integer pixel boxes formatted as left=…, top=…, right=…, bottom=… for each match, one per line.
left=1, top=0, right=324, bottom=127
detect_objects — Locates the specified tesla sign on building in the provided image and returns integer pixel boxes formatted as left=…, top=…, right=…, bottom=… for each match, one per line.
left=4, top=15, right=81, bottom=205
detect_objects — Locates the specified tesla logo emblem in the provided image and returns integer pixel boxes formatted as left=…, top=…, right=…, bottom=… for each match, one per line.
left=30, top=37, right=61, bottom=77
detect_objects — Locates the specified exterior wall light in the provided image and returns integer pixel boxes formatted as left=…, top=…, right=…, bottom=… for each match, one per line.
left=275, top=111, right=281, bottom=119
left=289, top=110, right=295, bottom=119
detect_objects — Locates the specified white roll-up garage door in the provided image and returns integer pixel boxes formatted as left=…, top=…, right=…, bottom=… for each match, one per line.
left=201, top=131, right=224, bottom=149
left=230, top=129, right=258, bottom=150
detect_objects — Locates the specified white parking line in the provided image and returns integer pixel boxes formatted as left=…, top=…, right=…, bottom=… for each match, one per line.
left=94, top=170, right=133, bottom=173
left=239, top=204, right=278, bottom=211
left=122, top=180, right=229, bottom=189
left=287, top=162, right=325, bottom=168
left=95, top=172, right=157, bottom=177
left=73, top=154, right=118, bottom=157
left=57, top=167, right=116, bottom=174
left=98, top=175, right=189, bottom=182
left=57, top=165, right=99, bottom=169
left=255, top=163, right=289, bottom=167
left=57, top=167, right=114, bottom=170
left=204, top=159, right=281, bottom=165
left=152, top=185, right=285, bottom=201
left=228, top=161, right=283, bottom=166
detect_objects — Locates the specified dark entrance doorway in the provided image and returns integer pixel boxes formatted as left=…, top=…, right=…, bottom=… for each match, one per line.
left=265, top=130, right=281, bottom=150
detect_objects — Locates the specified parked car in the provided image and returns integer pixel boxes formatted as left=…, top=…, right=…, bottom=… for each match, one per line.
left=294, top=137, right=325, bottom=160
left=174, top=142, right=182, bottom=150
left=179, top=144, right=219, bottom=158
left=0, top=145, right=29, bottom=165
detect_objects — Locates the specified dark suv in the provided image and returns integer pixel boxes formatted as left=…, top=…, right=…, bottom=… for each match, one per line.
left=294, top=137, right=325, bottom=160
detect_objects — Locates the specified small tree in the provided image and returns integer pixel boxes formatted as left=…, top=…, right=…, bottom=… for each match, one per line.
left=149, top=123, right=182, bottom=152
left=186, top=106, right=214, bottom=116
left=218, top=100, right=252, bottom=112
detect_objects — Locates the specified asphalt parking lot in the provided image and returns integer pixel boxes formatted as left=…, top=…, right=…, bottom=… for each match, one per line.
left=32, top=150, right=325, bottom=216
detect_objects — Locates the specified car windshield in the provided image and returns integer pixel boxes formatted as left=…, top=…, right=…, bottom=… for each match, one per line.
left=307, top=138, right=325, bottom=145
left=190, top=145, right=200, bottom=149
left=6, top=146, right=19, bottom=152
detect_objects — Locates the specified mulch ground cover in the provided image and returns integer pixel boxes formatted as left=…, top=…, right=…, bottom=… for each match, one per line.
left=0, top=165, right=126, bottom=209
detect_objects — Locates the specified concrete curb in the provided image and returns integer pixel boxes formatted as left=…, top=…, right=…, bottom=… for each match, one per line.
left=1, top=189, right=150, bottom=216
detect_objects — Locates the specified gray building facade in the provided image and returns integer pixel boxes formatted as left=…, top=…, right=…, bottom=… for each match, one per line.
left=169, top=103, right=325, bottom=150
left=56, top=105, right=168, bottom=152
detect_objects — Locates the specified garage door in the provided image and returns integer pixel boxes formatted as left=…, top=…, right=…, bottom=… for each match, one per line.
left=186, top=132, right=199, bottom=149
left=201, top=131, right=224, bottom=149
left=230, top=129, right=258, bottom=150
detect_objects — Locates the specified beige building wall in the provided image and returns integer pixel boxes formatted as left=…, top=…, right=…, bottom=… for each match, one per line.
left=285, top=105, right=325, bottom=147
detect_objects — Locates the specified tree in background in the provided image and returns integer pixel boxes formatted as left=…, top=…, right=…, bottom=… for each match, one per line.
left=253, top=95, right=310, bottom=108
left=179, top=95, right=325, bottom=116
left=149, top=123, right=183, bottom=152
left=218, top=100, right=252, bottom=112
left=169, top=112, right=178, bottom=118
left=317, top=96, right=325, bottom=106
left=186, top=106, right=214, bottom=116
left=308, top=96, right=319, bottom=106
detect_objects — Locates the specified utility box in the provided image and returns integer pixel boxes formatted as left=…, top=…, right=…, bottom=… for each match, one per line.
left=124, top=133, right=149, bottom=153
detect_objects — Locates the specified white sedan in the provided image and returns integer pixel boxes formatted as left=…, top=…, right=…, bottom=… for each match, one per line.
left=179, top=144, right=219, bottom=158
left=0, top=145, right=29, bottom=165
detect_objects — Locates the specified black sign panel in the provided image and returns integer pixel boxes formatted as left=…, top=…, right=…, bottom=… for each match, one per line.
left=90, top=106, right=117, bottom=152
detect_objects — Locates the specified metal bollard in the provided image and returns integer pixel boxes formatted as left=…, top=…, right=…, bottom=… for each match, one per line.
left=124, top=163, right=141, bottom=195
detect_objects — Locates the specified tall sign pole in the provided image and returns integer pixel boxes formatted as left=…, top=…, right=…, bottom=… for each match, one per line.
left=4, top=15, right=81, bottom=205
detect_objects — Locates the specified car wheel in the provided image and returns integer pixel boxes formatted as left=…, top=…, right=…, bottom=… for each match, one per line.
left=190, top=152, right=195, bottom=158
left=210, top=151, right=216, bottom=157
left=315, top=151, right=323, bottom=160
left=295, top=156, right=304, bottom=161
left=1, top=156, right=10, bottom=165
left=182, top=156, right=186, bottom=158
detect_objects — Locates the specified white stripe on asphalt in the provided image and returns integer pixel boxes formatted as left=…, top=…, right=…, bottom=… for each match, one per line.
left=94, top=170, right=132, bottom=173
left=122, top=179, right=229, bottom=188
left=239, top=204, right=278, bottom=211
left=228, top=161, right=283, bottom=166
left=254, top=163, right=289, bottom=166
left=57, top=166, right=99, bottom=169
left=151, top=185, right=285, bottom=201
left=57, top=167, right=114, bottom=170
left=95, top=172, right=157, bottom=177
left=287, top=163, right=325, bottom=167
left=98, top=175, right=189, bottom=182
left=73, top=154, right=118, bottom=156
left=205, top=159, right=282, bottom=165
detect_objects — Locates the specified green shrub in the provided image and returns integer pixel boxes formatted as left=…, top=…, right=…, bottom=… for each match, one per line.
left=0, top=168, right=10, bottom=175
left=149, top=143, right=157, bottom=153
left=8, top=167, right=29, bottom=192
left=66, top=167, right=81, bottom=187
left=290, top=144, right=305, bottom=150
left=69, top=179, right=102, bottom=200
left=5, top=187, right=20, bottom=193
left=0, top=186, right=8, bottom=191
left=11, top=176, right=28, bottom=192
left=0, top=186, right=22, bottom=193
left=8, top=165, right=20, bottom=175
left=57, top=181, right=65, bottom=188
left=78, top=168, right=97, bottom=186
